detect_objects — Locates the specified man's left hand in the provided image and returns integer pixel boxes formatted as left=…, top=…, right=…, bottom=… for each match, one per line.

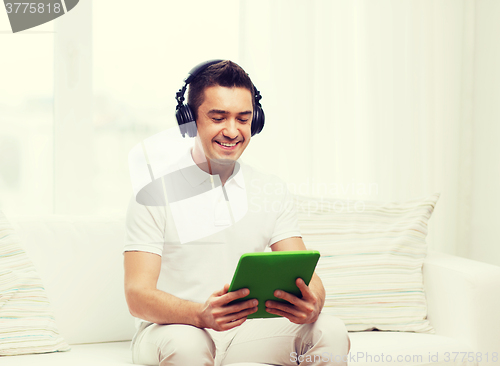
left=265, top=277, right=321, bottom=324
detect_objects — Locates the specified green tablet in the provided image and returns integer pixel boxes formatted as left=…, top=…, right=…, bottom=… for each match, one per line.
left=228, top=250, right=320, bottom=319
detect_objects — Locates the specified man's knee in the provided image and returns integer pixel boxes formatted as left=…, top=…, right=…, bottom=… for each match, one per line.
left=154, top=325, right=215, bottom=365
left=311, top=314, right=350, bottom=350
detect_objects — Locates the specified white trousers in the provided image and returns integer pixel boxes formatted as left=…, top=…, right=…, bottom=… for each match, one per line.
left=131, top=313, right=350, bottom=366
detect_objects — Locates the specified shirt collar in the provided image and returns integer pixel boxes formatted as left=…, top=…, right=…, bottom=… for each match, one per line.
left=177, top=148, right=245, bottom=189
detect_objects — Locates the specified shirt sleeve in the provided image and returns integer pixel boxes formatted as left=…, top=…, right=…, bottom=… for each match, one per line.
left=123, top=194, right=165, bottom=256
left=268, top=181, right=302, bottom=247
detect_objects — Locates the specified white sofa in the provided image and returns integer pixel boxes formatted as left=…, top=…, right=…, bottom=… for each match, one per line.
left=3, top=214, right=500, bottom=366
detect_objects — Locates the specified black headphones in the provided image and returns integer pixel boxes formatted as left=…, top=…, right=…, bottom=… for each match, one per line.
left=175, top=59, right=265, bottom=138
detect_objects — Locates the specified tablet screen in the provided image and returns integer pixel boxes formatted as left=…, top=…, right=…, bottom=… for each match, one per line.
left=228, top=250, right=320, bottom=318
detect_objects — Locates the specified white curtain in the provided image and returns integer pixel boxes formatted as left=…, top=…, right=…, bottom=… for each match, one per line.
left=238, top=0, right=476, bottom=257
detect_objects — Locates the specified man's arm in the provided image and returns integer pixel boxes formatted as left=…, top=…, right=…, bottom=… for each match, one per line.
left=124, top=251, right=200, bottom=326
left=124, top=251, right=258, bottom=330
left=266, top=237, right=325, bottom=324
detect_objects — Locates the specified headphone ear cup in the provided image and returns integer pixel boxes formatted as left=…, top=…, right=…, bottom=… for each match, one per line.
left=251, top=105, right=265, bottom=136
left=176, top=104, right=197, bottom=138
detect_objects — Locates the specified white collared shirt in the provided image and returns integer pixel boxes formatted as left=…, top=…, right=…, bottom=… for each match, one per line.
left=167, top=149, right=248, bottom=244
left=124, top=148, right=301, bottom=314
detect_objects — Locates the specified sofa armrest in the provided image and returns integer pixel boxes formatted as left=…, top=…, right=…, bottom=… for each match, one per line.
left=423, top=250, right=500, bottom=365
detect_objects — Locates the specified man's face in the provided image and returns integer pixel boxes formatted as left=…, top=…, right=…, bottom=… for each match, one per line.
left=194, top=85, right=253, bottom=165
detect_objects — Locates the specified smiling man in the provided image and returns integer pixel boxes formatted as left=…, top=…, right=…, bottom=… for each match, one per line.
left=123, top=60, right=350, bottom=366
left=191, top=85, right=252, bottom=185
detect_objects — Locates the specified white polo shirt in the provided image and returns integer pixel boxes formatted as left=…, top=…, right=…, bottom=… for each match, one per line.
left=124, top=149, right=301, bottom=313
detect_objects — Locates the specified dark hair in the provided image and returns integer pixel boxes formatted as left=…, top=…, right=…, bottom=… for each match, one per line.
left=187, top=60, right=255, bottom=120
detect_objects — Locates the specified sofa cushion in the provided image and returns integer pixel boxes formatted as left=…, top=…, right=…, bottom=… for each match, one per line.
left=8, top=215, right=136, bottom=345
left=295, top=194, right=439, bottom=333
left=1, top=341, right=132, bottom=366
left=1, top=334, right=476, bottom=366
left=347, top=331, right=477, bottom=365
left=0, top=211, right=70, bottom=356
left=1, top=341, right=270, bottom=366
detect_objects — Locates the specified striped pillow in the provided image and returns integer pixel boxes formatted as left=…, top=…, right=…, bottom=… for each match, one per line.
left=295, top=193, right=439, bottom=333
left=0, top=211, right=70, bottom=356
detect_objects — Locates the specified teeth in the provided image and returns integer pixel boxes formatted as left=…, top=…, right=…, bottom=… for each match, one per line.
left=219, top=142, right=237, bottom=147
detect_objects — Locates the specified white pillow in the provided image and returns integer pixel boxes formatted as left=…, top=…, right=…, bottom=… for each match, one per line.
left=295, top=193, right=439, bottom=333
left=0, top=211, right=70, bottom=356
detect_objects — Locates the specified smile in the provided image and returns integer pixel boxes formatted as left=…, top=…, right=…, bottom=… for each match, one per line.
left=215, top=141, right=240, bottom=150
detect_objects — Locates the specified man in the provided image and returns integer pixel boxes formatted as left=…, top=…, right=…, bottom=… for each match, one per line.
left=123, top=60, right=350, bottom=365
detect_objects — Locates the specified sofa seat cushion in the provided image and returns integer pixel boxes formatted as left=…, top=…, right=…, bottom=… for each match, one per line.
left=348, top=331, right=477, bottom=365
left=1, top=341, right=133, bottom=366
left=0, top=341, right=269, bottom=366
left=1, top=333, right=477, bottom=366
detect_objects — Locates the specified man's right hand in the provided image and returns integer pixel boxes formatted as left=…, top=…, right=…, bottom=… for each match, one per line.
left=198, top=284, right=258, bottom=331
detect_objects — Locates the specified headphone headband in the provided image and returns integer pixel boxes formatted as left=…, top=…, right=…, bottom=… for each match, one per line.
left=175, top=60, right=265, bottom=138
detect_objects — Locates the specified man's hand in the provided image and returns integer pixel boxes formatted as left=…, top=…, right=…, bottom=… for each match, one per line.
left=198, top=284, right=258, bottom=331
left=265, top=278, right=321, bottom=324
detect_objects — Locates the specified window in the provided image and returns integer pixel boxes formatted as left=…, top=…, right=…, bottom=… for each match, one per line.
left=1, top=0, right=240, bottom=215
left=0, top=12, right=54, bottom=215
